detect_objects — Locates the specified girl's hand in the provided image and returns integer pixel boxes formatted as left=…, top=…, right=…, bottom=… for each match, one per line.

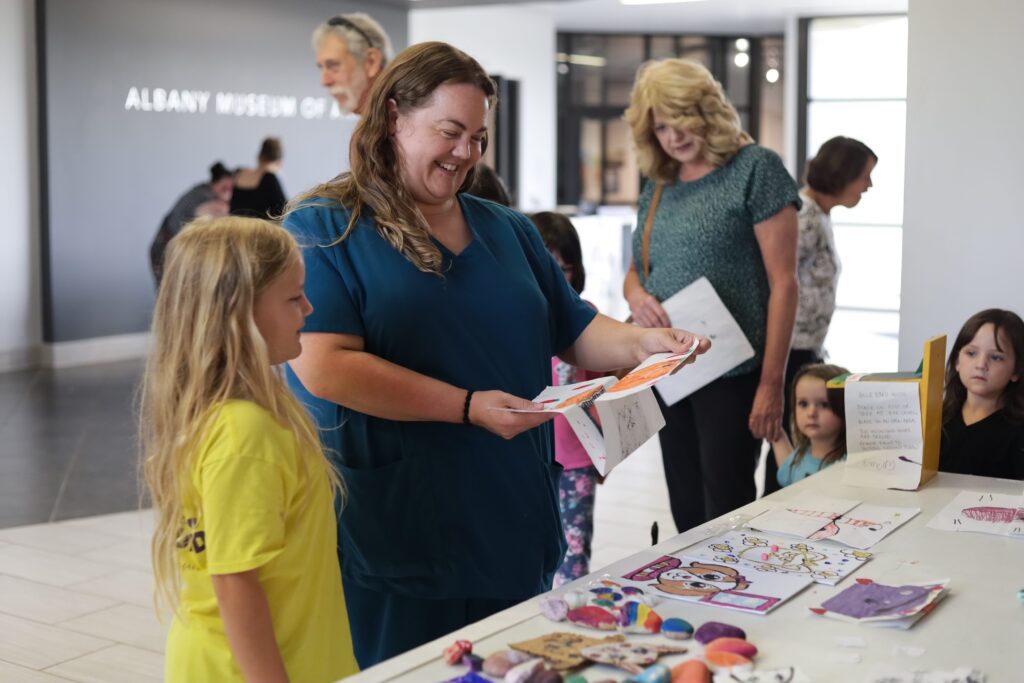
left=749, top=380, right=784, bottom=441
left=634, top=328, right=711, bottom=366
left=469, top=390, right=555, bottom=440
left=627, top=290, right=672, bottom=328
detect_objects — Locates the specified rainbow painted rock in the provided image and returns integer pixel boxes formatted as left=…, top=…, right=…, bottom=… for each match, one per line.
left=624, top=663, right=670, bottom=683
left=505, top=658, right=546, bottom=683
left=660, top=617, right=694, bottom=640
left=693, top=621, right=746, bottom=645
left=704, top=637, right=757, bottom=659
left=704, top=650, right=753, bottom=675
left=444, top=640, right=473, bottom=665
left=567, top=605, right=618, bottom=630
left=669, top=659, right=710, bottom=683
left=618, top=600, right=663, bottom=634
left=482, top=650, right=533, bottom=677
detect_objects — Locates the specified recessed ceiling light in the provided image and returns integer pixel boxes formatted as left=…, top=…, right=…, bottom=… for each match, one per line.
left=766, top=68, right=780, bottom=83
left=734, top=52, right=750, bottom=68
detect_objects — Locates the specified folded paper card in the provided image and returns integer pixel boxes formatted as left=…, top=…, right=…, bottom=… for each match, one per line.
left=746, top=497, right=919, bottom=550
left=810, top=578, right=948, bottom=629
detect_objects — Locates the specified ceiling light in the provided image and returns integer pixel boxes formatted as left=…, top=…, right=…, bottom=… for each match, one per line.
left=556, top=52, right=607, bottom=68
left=734, top=52, right=750, bottom=68
left=765, top=68, right=780, bottom=83
left=735, top=38, right=750, bottom=52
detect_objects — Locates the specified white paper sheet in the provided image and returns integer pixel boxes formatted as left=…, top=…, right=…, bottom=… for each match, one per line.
left=926, top=490, right=1024, bottom=538
left=746, top=498, right=919, bottom=550
left=746, top=495, right=862, bottom=538
left=844, top=379, right=924, bottom=490
left=652, top=277, right=755, bottom=406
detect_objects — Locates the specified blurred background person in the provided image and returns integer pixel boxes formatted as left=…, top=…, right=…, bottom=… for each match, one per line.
left=230, top=136, right=288, bottom=220
left=466, top=162, right=512, bottom=207
left=149, top=161, right=233, bottom=286
left=313, top=13, right=393, bottom=116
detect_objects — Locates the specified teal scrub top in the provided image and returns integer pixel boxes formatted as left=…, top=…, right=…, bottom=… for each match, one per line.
left=284, top=193, right=597, bottom=600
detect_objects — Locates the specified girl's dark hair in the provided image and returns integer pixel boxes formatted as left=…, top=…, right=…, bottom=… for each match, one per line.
left=466, top=163, right=511, bottom=207
left=530, top=211, right=585, bottom=294
left=258, top=137, right=283, bottom=164
left=789, top=363, right=850, bottom=471
left=209, top=162, right=232, bottom=183
left=805, top=136, right=877, bottom=195
left=943, top=308, right=1024, bottom=424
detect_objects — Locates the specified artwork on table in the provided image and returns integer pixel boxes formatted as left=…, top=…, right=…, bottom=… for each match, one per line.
left=746, top=497, right=920, bottom=550
left=810, top=578, right=949, bottom=629
left=508, top=341, right=700, bottom=475
left=618, top=553, right=812, bottom=615
left=683, top=530, right=872, bottom=586
left=712, top=668, right=811, bottom=683
left=579, top=641, right=688, bottom=674
left=926, top=490, right=1024, bottom=538
left=508, top=632, right=624, bottom=670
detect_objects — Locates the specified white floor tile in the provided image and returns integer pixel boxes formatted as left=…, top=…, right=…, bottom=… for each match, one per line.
left=0, top=575, right=117, bottom=624
left=79, top=540, right=151, bottom=573
left=58, top=603, right=167, bottom=654
left=69, top=569, right=156, bottom=608
left=0, top=522, right=125, bottom=557
left=0, top=660, right=76, bottom=682
left=0, top=545, right=119, bottom=587
left=0, top=613, right=113, bottom=670
left=44, top=644, right=163, bottom=683
left=61, top=510, right=154, bottom=542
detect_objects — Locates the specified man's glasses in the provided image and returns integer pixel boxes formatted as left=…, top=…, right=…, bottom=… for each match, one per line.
left=327, top=16, right=376, bottom=49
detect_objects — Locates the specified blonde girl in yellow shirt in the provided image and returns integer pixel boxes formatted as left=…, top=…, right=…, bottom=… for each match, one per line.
left=140, top=217, right=358, bottom=682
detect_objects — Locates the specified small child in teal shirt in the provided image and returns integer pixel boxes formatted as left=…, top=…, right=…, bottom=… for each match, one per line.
left=772, top=363, right=849, bottom=487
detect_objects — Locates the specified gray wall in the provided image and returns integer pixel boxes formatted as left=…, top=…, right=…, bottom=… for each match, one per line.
left=40, top=0, right=407, bottom=342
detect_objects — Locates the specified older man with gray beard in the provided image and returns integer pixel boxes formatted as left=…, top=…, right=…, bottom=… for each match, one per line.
left=313, top=13, right=393, bottom=116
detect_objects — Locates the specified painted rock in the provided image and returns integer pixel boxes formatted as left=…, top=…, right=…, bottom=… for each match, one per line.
left=660, top=617, right=694, bottom=640
left=563, top=676, right=588, bottom=683
left=526, top=669, right=563, bottom=683
left=669, top=659, right=710, bottom=683
left=693, top=621, right=746, bottom=645
left=625, top=663, right=670, bottom=683
left=704, top=637, right=757, bottom=659
left=618, top=600, right=663, bottom=634
left=563, top=590, right=589, bottom=609
left=539, top=596, right=569, bottom=622
left=505, top=658, right=546, bottom=683
left=483, top=650, right=533, bottom=677
left=703, top=650, right=753, bottom=675
left=445, top=674, right=490, bottom=683
left=462, top=653, right=484, bottom=672
left=444, top=640, right=473, bottom=665
left=567, top=605, right=618, bottom=630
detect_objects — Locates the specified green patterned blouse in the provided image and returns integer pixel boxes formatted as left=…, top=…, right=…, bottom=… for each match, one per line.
left=633, top=144, right=800, bottom=377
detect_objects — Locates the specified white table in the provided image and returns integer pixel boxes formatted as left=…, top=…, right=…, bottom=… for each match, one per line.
left=341, top=466, right=1024, bottom=682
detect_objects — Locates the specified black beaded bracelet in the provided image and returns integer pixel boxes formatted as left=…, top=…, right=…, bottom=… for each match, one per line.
left=462, top=390, right=475, bottom=425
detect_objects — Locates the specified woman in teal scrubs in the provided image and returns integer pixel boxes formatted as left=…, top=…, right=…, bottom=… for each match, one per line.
left=284, top=41, right=709, bottom=669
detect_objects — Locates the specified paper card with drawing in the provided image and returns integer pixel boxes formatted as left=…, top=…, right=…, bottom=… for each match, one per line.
left=843, top=379, right=925, bottom=490
left=618, top=552, right=813, bottom=615
left=746, top=498, right=919, bottom=550
left=926, top=490, right=1024, bottom=538
left=510, top=341, right=700, bottom=476
left=810, top=578, right=949, bottom=629
left=683, top=530, right=873, bottom=586
left=652, top=277, right=755, bottom=407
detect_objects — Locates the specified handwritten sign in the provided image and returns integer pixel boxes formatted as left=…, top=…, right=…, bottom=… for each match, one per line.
left=844, top=380, right=923, bottom=490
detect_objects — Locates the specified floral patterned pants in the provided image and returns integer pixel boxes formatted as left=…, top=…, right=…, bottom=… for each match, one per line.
left=553, top=465, right=599, bottom=587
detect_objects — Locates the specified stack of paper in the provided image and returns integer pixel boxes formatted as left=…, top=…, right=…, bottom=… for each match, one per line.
left=745, top=495, right=920, bottom=550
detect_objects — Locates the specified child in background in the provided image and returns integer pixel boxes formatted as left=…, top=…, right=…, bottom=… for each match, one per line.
left=140, top=217, right=357, bottom=682
left=771, top=363, right=850, bottom=487
left=531, top=211, right=602, bottom=587
left=940, top=308, right=1024, bottom=480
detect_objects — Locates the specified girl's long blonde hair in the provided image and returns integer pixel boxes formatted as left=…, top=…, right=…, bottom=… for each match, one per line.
left=139, top=216, right=342, bottom=616
left=625, top=58, right=752, bottom=181
left=287, top=41, right=497, bottom=276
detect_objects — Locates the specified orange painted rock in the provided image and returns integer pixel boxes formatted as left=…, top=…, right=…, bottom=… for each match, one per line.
left=704, top=637, right=757, bottom=659
left=669, top=658, right=710, bottom=683
left=704, top=650, right=752, bottom=675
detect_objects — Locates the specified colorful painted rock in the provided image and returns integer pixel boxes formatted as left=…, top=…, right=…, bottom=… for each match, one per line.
left=693, top=621, right=746, bottom=645
left=505, top=657, right=546, bottom=683
left=563, top=676, right=588, bottom=683
left=669, top=659, right=710, bottom=683
left=445, top=673, right=490, bottom=683
left=444, top=640, right=473, bottom=665
left=704, top=637, right=757, bottom=659
left=483, top=650, right=533, bottom=677
left=462, top=653, right=484, bottom=671
left=539, top=596, right=569, bottom=622
left=618, top=600, right=663, bottom=634
left=624, top=663, right=670, bottom=683
left=567, top=605, right=618, bottom=630
left=563, top=590, right=589, bottom=609
left=703, top=650, right=753, bottom=675
left=660, top=617, right=694, bottom=640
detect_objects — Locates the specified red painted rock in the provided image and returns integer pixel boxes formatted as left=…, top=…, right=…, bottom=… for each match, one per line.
left=670, top=659, right=710, bottom=683
left=704, top=650, right=753, bottom=675
left=444, top=640, right=472, bottom=665
left=567, top=605, right=618, bottom=630
left=704, top=637, right=757, bottom=659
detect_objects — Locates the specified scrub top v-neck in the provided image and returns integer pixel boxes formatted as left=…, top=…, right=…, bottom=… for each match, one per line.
left=284, top=193, right=596, bottom=599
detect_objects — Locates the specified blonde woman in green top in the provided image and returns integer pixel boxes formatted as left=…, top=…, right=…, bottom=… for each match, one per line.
left=623, top=58, right=800, bottom=532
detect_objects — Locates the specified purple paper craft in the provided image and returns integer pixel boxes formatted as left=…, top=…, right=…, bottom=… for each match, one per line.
left=821, top=581, right=932, bottom=619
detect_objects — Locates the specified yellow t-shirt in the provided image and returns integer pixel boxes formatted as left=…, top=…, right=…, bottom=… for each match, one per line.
left=165, top=400, right=357, bottom=683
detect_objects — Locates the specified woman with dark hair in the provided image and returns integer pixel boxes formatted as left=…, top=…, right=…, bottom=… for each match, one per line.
left=466, top=162, right=512, bottom=206
left=149, top=161, right=233, bottom=285
left=282, top=42, right=708, bottom=666
left=229, top=136, right=288, bottom=219
left=765, top=136, right=877, bottom=493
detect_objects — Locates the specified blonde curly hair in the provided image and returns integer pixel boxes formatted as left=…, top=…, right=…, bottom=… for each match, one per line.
left=625, top=58, right=751, bottom=181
